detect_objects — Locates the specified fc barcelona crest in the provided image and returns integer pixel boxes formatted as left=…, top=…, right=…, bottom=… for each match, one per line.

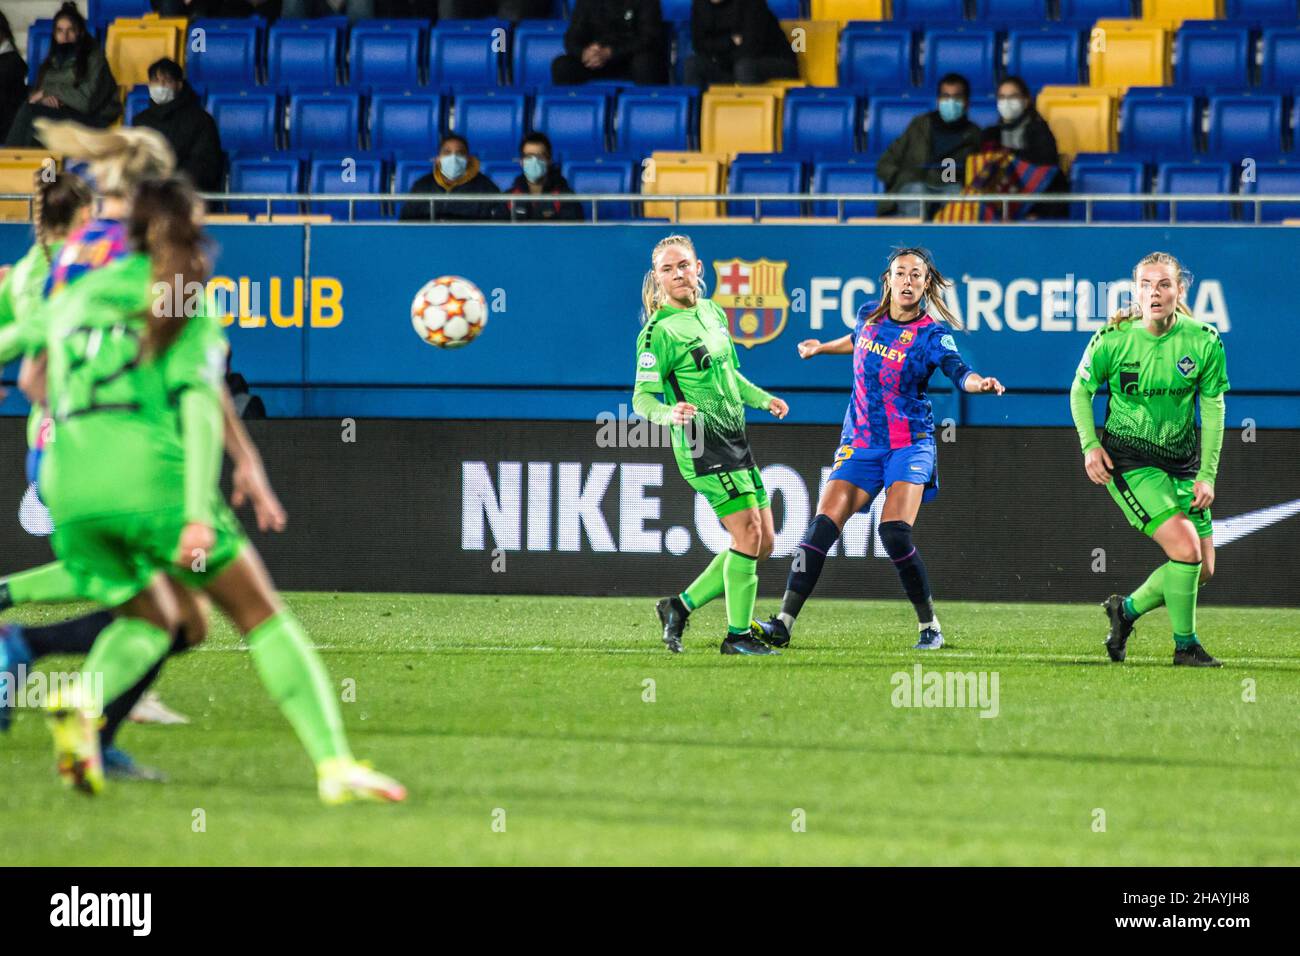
left=712, top=257, right=789, bottom=349
left=898, top=329, right=914, bottom=345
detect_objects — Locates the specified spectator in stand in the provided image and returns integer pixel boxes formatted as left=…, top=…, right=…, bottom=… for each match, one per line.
left=5, top=3, right=118, bottom=147
left=153, top=0, right=283, bottom=19
left=436, top=0, right=551, bottom=19
left=280, top=0, right=373, bottom=21
left=876, top=72, right=980, bottom=220
left=400, top=133, right=504, bottom=222
left=978, top=76, right=1067, bottom=219
left=684, top=0, right=798, bottom=88
left=132, top=59, right=223, bottom=193
left=552, top=0, right=667, bottom=87
left=506, top=133, right=582, bottom=222
left=0, top=13, right=27, bottom=143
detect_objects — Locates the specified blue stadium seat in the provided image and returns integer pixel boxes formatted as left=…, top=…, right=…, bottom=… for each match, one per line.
left=811, top=156, right=882, bottom=219
left=288, top=90, right=362, bottom=151
left=124, top=85, right=152, bottom=125
left=672, top=21, right=694, bottom=86
left=451, top=91, right=526, bottom=159
left=1225, top=0, right=1298, bottom=24
left=1006, top=28, right=1084, bottom=90
left=965, top=93, right=998, bottom=130
left=838, top=23, right=914, bottom=94
left=782, top=88, right=860, bottom=159
left=475, top=160, right=517, bottom=194
left=1259, top=28, right=1300, bottom=91
left=972, top=0, right=1049, bottom=24
left=1069, top=153, right=1146, bottom=222
left=513, top=20, right=568, bottom=89
left=88, top=0, right=152, bottom=36
left=1241, top=158, right=1300, bottom=220
left=228, top=152, right=306, bottom=216
left=727, top=153, right=804, bottom=218
left=308, top=153, right=387, bottom=220
left=428, top=19, right=505, bottom=89
left=892, top=0, right=965, bottom=21
left=615, top=87, right=695, bottom=153
left=25, top=20, right=52, bottom=87
left=268, top=19, right=342, bottom=88
left=394, top=157, right=438, bottom=194
left=532, top=89, right=609, bottom=158
left=1207, top=92, right=1285, bottom=160
left=207, top=89, right=281, bottom=153
left=1175, top=21, right=1250, bottom=91
left=1119, top=88, right=1198, bottom=159
left=562, top=154, right=634, bottom=220
left=370, top=91, right=442, bottom=153
left=187, top=19, right=261, bottom=88
left=660, top=0, right=693, bottom=20
left=866, top=94, right=929, bottom=152
left=1056, top=0, right=1133, bottom=25
left=923, top=28, right=999, bottom=94
left=1155, top=159, right=1235, bottom=222
left=349, top=20, right=424, bottom=89
left=766, top=0, right=803, bottom=17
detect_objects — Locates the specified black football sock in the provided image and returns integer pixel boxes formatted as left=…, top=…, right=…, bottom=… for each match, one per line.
left=780, top=514, right=841, bottom=626
left=878, top=520, right=936, bottom=624
left=20, top=610, right=114, bottom=660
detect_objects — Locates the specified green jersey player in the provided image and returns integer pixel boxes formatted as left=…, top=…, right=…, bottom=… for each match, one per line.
left=631, top=235, right=789, bottom=655
left=28, top=176, right=405, bottom=804
left=1070, top=251, right=1229, bottom=667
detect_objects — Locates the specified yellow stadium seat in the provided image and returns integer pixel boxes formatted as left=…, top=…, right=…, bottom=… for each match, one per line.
left=205, top=213, right=252, bottom=223
left=782, top=20, right=839, bottom=87
left=701, top=88, right=780, bottom=155
left=1088, top=20, right=1169, bottom=91
left=253, top=214, right=332, bottom=223
left=0, top=150, right=58, bottom=221
left=106, top=17, right=186, bottom=90
left=643, top=151, right=728, bottom=221
left=1142, top=0, right=1220, bottom=28
left=810, top=0, right=888, bottom=25
left=1036, top=86, right=1116, bottom=163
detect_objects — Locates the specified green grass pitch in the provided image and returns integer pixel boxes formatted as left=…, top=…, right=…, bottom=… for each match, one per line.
left=3, top=594, right=1298, bottom=866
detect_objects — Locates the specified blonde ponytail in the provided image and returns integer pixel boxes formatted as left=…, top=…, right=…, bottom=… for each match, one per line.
left=34, top=120, right=175, bottom=197
left=641, top=233, right=702, bottom=323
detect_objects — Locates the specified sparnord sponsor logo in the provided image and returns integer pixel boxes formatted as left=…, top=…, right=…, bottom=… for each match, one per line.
left=49, top=886, right=152, bottom=936
left=890, top=664, right=1000, bottom=718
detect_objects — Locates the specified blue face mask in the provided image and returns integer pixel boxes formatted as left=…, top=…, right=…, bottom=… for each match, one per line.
left=439, top=153, right=468, bottom=181
left=521, top=156, right=548, bottom=184
left=937, top=97, right=965, bottom=123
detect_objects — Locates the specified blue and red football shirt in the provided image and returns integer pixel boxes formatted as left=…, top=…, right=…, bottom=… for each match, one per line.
left=841, top=307, right=973, bottom=450
left=44, top=217, right=129, bottom=300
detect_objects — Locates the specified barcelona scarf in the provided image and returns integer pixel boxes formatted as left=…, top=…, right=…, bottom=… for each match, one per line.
left=935, top=149, right=1059, bottom=223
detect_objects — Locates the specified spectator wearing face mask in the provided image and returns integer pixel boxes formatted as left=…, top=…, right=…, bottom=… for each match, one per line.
left=876, top=73, right=981, bottom=220
left=132, top=58, right=223, bottom=193
left=400, top=133, right=504, bottom=221
left=506, top=133, right=582, bottom=221
left=0, top=13, right=27, bottom=142
left=5, top=3, right=119, bottom=146
left=683, top=0, right=799, bottom=88
left=979, top=75, right=1066, bottom=218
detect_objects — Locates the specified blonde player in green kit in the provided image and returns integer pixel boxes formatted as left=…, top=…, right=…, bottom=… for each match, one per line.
left=1070, top=252, right=1229, bottom=667
left=28, top=175, right=405, bottom=803
left=632, top=235, right=790, bottom=655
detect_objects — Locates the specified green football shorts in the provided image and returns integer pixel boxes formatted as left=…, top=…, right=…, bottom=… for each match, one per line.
left=52, top=502, right=249, bottom=607
left=1107, top=466, right=1213, bottom=539
left=687, top=466, right=770, bottom=519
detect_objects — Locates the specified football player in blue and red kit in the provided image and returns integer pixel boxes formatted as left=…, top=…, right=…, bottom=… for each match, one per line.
left=756, top=248, right=1005, bottom=650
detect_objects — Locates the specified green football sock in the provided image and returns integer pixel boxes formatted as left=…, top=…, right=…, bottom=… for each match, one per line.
left=247, top=610, right=350, bottom=766
left=1127, top=563, right=1167, bottom=617
left=1, top=561, right=82, bottom=608
left=681, top=551, right=727, bottom=611
left=723, top=549, right=759, bottom=634
left=1163, top=560, right=1202, bottom=648
left=80, top=616, right=172, bottom=714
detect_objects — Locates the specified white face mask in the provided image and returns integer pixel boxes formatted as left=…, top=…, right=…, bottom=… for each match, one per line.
left=997, top=96, right=1026, bottom=123
left=149, top=84, right=176, bottom=105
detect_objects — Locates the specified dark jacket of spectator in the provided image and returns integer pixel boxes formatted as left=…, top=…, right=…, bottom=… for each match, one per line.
left=134, top=83, right=224, bottom=192
left=506, top=168, right=582, bottom=221
left=691, top=0, right=795, bottom=73
left=564, top=0, right=664, bottom=61
left=0, top=46, right=25, bottom=142
left=979, top=109, right=1059, bottom=168
left=876, top=111, right=981, bottom=216
left=400, top=157, right=504, bottom=221
left=33, top=44, right=118, bottom=127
